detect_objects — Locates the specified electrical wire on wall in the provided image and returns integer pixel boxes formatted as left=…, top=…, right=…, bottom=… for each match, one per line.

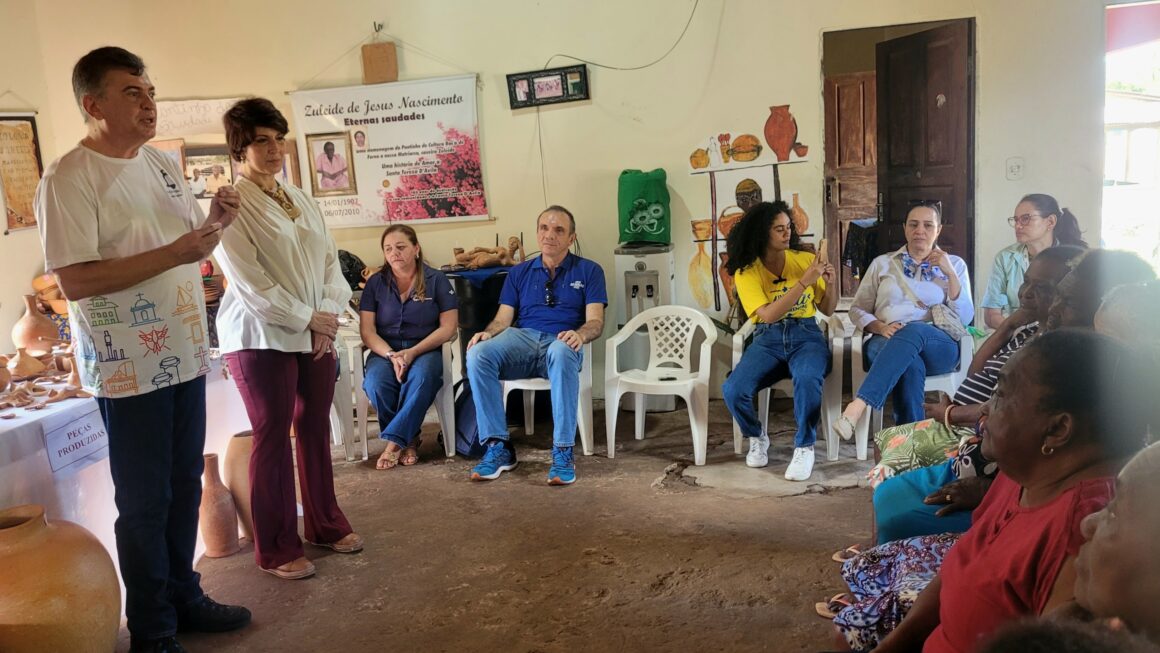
left=532, top=0, right=700, bottom=255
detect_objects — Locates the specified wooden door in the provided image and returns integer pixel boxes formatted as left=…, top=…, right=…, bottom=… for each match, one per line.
left=824, top=72, right=877, bottom=297
left=876, top=20, right=975, bottom=276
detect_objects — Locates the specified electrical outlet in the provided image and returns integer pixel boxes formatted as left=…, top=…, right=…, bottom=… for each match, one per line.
left=1006, top=157, right=1025, bottom=181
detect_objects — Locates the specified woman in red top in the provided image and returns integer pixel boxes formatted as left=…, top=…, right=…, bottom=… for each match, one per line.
left=869, top=329, right=1153, bottom=653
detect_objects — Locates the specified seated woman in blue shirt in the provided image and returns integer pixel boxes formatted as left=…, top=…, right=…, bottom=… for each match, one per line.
left=980, top=193, right=1087, bottom=328
left=360, top=225, right=458, bottom=470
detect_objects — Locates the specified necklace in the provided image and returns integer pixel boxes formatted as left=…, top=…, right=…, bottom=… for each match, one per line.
left=261, top=182, right=301, bottom=219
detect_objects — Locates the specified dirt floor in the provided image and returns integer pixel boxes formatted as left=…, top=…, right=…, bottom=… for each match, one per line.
left=118, top=398, right=875, bottom=653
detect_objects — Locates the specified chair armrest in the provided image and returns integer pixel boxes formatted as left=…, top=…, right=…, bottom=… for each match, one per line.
left=697, top=320, right=718, bottom=379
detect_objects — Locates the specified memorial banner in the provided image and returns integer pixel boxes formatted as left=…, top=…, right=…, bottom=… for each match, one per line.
left=289, top=74, right=488, bottom=228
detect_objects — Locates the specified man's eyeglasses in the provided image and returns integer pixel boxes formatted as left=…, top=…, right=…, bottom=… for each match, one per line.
left=1007, top=213, right=1043, bottom=227
left=544, top=279, right=557, bottom=307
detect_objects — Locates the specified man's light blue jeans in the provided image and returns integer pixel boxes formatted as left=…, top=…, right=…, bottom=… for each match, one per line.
left=466, top=327, right=582, bottom=447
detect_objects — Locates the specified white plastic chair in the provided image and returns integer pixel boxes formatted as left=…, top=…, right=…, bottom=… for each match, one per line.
left=729, top=313, right=846, bottom=461
left=605, top=306, right=717, bottom=465
left=353, top=338, right=458, bottom=460
left=500, top=342, right=595, bottom=456
left=848, top=326, right=974, bottom=457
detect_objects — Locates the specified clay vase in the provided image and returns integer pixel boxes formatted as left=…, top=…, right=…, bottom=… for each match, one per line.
left=223, top=431, right=255, bottom=541
left=0, top=504, right=120, bottom=652
left=11, top=294, right=60, bottom=356
left=199, top=454, right=241, bottom=557
left=763, top=105, right=798, bottom=162
left=7, top=348, right=46, bottom=378
left=0, top=365, right=10, bottom=392
left=790, top=192, right=810, bottom=234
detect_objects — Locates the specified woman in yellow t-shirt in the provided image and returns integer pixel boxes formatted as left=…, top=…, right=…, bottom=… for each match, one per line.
left=723, top=201, right=837, bottom=481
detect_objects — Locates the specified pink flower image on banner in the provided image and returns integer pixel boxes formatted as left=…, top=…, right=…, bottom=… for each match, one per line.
left=380, top=124, right=488, bottom=221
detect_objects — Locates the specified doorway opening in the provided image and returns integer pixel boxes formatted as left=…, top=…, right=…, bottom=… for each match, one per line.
left=1104, top=2, right=1160, bottom=272
left=821, top=19, right=977, bottom=301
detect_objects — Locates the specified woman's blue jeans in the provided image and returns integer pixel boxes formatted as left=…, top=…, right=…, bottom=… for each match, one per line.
left=857, top=322, right=959, bottom=425
left=723, top=318, right=831, bottom=448
left=363, top=338, right=444, bottom=448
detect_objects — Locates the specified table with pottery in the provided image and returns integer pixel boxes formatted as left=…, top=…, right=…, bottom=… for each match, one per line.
left=0, top=273, right=254, bottom=640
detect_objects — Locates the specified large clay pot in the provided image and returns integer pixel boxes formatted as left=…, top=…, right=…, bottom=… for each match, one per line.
left=11, top=294, right=60, bottom=356
left=0, top=504, right=120, bottom=652
left=0, top=365, right=10, bottom=392
left=223, top=431, right=255, bottom=541
left=199, top=454, right=241, bottom=557
left=763, top=105, right=798, bottom=163
left=7, top=348, right=46, bottom=378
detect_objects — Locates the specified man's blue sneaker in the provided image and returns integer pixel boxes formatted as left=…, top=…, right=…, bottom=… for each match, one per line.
left=547, top=446, right=576, bottom=485
left=471, top=441, right=517, bottom=481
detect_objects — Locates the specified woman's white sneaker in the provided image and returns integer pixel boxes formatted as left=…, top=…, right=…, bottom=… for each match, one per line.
left=745, top=434, right=770, bottom=468
left=785, top=446, right=815, bottom=481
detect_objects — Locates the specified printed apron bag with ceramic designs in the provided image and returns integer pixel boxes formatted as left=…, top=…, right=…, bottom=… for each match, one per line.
left=617, top=168, right=671, bottom=245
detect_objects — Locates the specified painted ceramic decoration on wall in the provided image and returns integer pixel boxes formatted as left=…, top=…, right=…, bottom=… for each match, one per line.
left=0, top=504, right=121, bottom=653
left=688, top=220, right=714, bottom=308
left=788, top=191, right=811, bottom=234
left=729, top=134, right=762, bottom=162
left=763, top=105, right=798, bottom=162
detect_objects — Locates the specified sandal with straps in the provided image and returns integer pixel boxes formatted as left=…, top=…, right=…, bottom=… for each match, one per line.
left=814, top=592, right=853, bottom=619
left=376, top=445, right=401, bottom=470
left=400, top=437, right=421, bottom=466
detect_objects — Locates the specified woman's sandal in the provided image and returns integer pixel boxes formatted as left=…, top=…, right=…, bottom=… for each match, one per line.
left=814, top=592, right=853, bottom=619
left=261, top=557, right=316, bottom=580
left=309, top=532, right=364, bottom=554
left=832, top=415, right=856, bottom=442
left=831, top=544, right=865, bottom=563
left=400, top=437, right=421, bottom=466
left=376, top=446, right=401, bottom=470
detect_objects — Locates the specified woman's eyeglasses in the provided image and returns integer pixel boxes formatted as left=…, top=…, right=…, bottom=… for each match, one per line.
left=544, top=279, right=558, bottom=307
left=1007, top=213, right=1043, bottom=227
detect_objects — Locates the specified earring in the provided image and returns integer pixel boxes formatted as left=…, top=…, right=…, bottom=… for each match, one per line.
left=1041, top=443, right=1055, bottom=456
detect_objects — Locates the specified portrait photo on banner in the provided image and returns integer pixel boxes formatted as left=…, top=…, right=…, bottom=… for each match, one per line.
left=306, top=131, right=356, bottom=197
left=0, top=113, right=45, bottom=232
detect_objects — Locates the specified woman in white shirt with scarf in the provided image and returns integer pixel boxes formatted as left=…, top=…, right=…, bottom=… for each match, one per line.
left=832, top=202, right=974, bottom=440
left=216, top=98, right=362, bottom=581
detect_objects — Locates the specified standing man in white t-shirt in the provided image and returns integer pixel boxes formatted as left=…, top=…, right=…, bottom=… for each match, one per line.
left=35, top=47, right=251, bottom=653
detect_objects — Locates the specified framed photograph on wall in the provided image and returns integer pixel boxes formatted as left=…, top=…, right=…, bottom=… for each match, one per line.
left=149, top=138, right=186, bottom=175
left=305, top=132, right=356, bottom=197
left=506, top=64, right=589, bottom=110
left=0, top=113, right=44, bottom=232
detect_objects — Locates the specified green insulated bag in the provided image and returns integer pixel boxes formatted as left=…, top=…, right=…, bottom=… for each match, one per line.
left=617, top=168, right=671, bottom=245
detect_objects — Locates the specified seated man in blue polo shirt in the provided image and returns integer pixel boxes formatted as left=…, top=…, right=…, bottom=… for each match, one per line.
left=465, top=205, right=607, bottom=485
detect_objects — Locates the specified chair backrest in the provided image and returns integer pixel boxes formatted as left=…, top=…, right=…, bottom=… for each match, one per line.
left=625, top=305, right=717, bottom=372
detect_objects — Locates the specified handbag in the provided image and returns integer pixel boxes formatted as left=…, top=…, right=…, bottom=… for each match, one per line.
left=888, top=256, right=968, bottom=341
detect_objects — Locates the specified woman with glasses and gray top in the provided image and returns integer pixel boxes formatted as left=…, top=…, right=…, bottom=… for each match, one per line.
left=980, top=194, right=1087, bottom=329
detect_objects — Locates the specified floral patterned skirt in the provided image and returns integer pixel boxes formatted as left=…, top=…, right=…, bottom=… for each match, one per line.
left=833, top=531, right=962, bottom=652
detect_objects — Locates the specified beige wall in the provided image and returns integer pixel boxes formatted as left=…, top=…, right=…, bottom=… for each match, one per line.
left=0, top=0, right=58, bottom=346
left=1, top=0, right=1106, bottom=396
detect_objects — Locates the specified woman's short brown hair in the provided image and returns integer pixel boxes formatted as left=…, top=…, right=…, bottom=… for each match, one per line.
left=222, top=98, right=289, bottom=162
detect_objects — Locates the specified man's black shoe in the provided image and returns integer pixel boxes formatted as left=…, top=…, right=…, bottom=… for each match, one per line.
left=129, top=636, right=188, bottom=653
left=176, top=595, right=252, bottom=633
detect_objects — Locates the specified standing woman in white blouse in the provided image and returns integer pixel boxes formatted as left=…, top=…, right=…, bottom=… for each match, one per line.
left=832, top=202, right=974, bottom=439
left=216, top=98, right=362, bottom=581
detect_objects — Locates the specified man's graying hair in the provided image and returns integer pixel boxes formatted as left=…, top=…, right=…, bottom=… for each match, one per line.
left=71, top=46, right=146, bottom=117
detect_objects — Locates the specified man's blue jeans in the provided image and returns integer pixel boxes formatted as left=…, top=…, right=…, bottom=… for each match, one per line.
left=723, top=318, right=831, bottom=448
left=96, top=376, right=207, bottom=639
left=857, top=322, right=959, bottom=424
left=466, top=327, right=582, bottom=447
left=363, top=337, right=443, bottom=448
